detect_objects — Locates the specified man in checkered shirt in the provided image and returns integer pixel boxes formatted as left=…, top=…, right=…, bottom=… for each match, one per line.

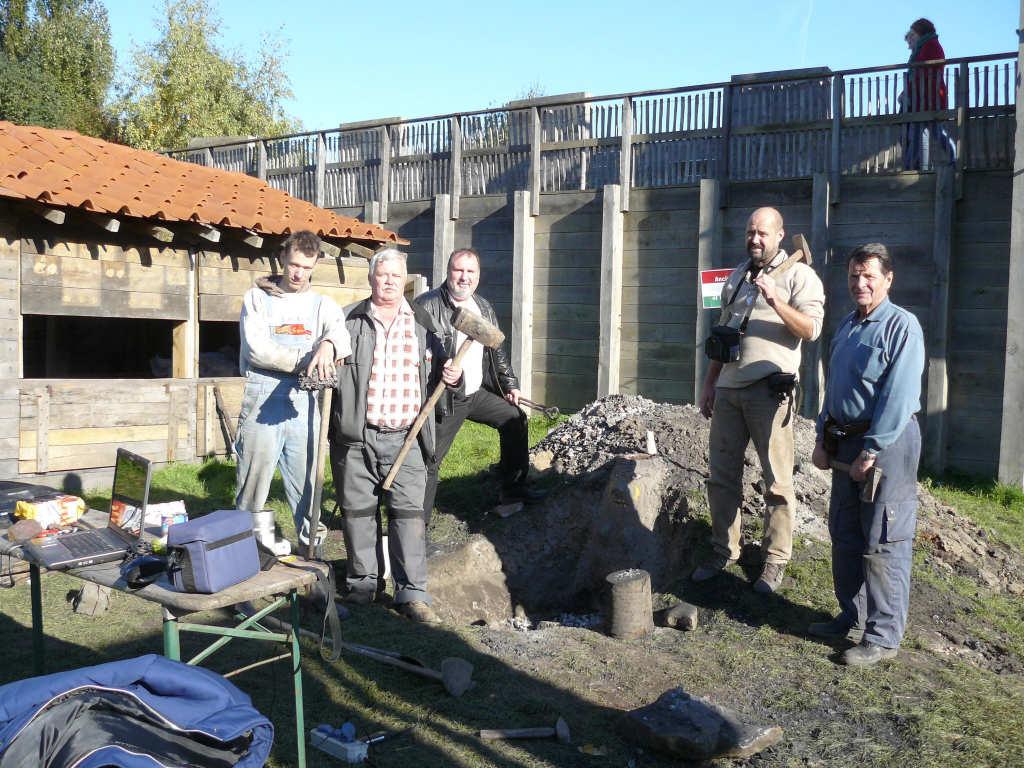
left=329, top=248, right=461, bottom=624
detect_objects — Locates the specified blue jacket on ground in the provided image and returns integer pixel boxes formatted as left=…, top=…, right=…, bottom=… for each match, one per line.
left=0, top=654, right=273, bottom=767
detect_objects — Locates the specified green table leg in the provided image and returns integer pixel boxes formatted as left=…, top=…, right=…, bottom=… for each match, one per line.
left=162, top=608, right=181, bottom=661
left=290, top=590, right=306, bottom=768
left=30, top=563, right=43, bottom=675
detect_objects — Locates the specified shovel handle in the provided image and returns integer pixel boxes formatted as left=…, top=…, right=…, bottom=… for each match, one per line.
left=381, top=338, right=474, bottom=492
left=306, top=387, right=333, bottom=560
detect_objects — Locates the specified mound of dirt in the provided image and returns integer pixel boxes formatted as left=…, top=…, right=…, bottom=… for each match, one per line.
left=428, top=395, right=1024, bottom=628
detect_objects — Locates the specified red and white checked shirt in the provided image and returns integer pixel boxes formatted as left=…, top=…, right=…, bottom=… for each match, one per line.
left=366, top=300, right=427, bottom=429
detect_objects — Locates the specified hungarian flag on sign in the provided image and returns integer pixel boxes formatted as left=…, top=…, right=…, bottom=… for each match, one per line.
left=700, top=269, right=734, bottom=309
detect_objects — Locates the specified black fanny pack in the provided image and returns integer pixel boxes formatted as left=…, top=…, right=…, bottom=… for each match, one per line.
left=705, top=325, right=743, bottom=363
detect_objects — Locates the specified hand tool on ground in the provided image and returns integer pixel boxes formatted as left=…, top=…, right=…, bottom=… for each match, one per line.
left=829, top=460, right=883, bottom=503
left=212, top=385, right=237, bottom=458
left=479, top=717, right=571, bottom=744
left=518, top=397, right=560, bottom=419
left=381, top=308, right=505, bottom=491
left=340, top=642, right=474, bottom=697
left=232, top=606, right=474, bottom=696
left=298, top=365, right=338, bottom=560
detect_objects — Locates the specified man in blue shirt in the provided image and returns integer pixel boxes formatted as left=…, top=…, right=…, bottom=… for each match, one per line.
left=811, top=243, right=925, bottom=666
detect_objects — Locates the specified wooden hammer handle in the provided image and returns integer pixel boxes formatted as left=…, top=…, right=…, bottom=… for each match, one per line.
left=479, top=727, right=555, bottom=740
left=380, top=338, right=474, bottom=492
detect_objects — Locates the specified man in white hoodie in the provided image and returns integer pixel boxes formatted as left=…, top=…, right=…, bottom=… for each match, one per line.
left=235, top=231, right=351, bottom=553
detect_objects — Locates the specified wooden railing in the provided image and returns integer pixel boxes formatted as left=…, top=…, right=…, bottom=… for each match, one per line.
left=167, top=52, right=1016, bottom=210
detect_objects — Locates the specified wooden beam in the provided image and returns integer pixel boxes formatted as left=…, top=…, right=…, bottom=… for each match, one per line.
left=449, top=116, right=462, bottom=220
left=955, top=61, right=969, bottom=200
left=26, top=201, right=65, bottom=225
left=999, top=0, right=1024, bottom=487
left=695, top=178, right=722, bottom=404
left=172, top=251, right=198, bottom=379
left=379, top=124, right=392, bottom=223
left=512, top=190, right=535, bottom=398
left=343, top=241, right=374, bottom=260
left=618, top=97, right=633, bottom=212
left=529, top=107, right=541, bottom=217
left=432, top=193, right=454, bottom=289
left=830, top=74, right=843, bottom=205
left=924, top=165, right=955, bottom=475
left=257, top=140, right=267, bottom=181
left=320, top=241, right=341, bottom=259
left=719, top=84, right=732, bottom=181
left=188, top=223, right=221, bottom=243
left=801, top=173, right=830, bottom=418
left=315, top=132, right=327, bottom=208
left=144, top=224, right=175, bottom=243
left=598, top=184, right=623, bottom=398
left=36, top=387, right=49, bottom=474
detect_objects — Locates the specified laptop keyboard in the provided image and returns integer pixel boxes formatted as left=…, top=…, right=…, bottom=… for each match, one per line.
left=62, top=530, right=113, bottom=557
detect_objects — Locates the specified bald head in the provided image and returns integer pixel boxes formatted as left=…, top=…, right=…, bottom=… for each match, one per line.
left=746, top=207, right=785, bottom=265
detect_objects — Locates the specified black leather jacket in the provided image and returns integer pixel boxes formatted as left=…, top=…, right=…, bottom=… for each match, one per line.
left=415, top=285, right=519, bottom=416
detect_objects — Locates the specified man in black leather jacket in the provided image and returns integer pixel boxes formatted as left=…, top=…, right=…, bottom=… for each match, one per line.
left=416, top=248, right=538, bottom=524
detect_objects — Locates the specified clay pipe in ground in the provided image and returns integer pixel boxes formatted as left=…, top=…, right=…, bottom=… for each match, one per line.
left=518, top=397, right=560, bottom=419
left=479, top=717, right=571, bottom=744
left=829, top=460, right=883, bottom=503
left=381, top=308, right=504, bottom=491
left=340, top=641, right=474, bottom=698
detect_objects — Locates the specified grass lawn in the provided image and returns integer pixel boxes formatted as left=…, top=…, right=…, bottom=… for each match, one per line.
left=1, top=416, right=1023, bottom=767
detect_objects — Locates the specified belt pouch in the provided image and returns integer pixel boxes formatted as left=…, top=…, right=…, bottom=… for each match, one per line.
left=167, top=509, right=260, bottom=593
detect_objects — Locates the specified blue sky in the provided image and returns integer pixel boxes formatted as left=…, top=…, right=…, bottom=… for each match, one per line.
left=103, top=0, right=1017, bottom=130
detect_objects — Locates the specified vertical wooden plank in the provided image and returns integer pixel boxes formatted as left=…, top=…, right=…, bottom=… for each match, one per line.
left=924, top=166, right=954, bottom=475
left=172, top=251, right=198, bottom=379
left=166, top=383, right=177, bottom=463
left=999, top=0, right=1024, bottom=487
left=432, top=194, right=454, bottom=289
left=618, top=97, right=632, bottom=212
left=598, top=184, right=623, bottom=398
left=256, top=140, right=267, bottom=181
left=512, top=190, right=535, bottom=397
left=449, top=116, right=462, bottom=220
left=830, top=74, right=843, bottom=204
left=802, top=173, right=830, bottom=418
left=529, top=108, right=541, bottom=216
left=34, top=386, right=50, bottom=473
left=720, top=85, right=732, bottom=182
left=695, top=178, right=722, bottom=403
left=315, top=133, right=327, bottom=208
left=204, top=384, right=216, bottom=457
left=955, top=62, right=969, bottom=199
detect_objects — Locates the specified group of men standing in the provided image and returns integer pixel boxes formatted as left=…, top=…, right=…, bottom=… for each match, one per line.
left=694, top=206, right=924, bottom=667
left=233, top=205, right=926, bottom=666
left=234, top=233, right=533, bottom=625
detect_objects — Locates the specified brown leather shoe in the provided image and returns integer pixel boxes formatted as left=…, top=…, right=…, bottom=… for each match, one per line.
left=691, top=554, right=737, bottom=582
left=397, top=601, right=442, bottom=625
left=841, top=642, right=898, bottom=666
left=753, top=562, right=786, bottom=594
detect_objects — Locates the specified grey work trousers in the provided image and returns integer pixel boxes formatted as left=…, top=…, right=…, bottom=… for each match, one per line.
left=331, top=428, right=431, bottom=605
left=828, top=417, right=921, bottom=649
left=707, top=379, right=796, bottom=564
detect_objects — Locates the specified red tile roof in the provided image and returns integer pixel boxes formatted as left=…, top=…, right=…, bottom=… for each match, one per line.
left=0, top=122, right=405, bottom=244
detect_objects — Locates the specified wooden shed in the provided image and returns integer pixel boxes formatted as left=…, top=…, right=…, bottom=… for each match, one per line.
left=0, top=121, right=412, bottom=485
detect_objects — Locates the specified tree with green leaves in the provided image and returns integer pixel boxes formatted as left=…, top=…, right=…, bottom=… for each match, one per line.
left=112, top=0, right=297, bottom=151
left=0, top=0, right=115, bottom=136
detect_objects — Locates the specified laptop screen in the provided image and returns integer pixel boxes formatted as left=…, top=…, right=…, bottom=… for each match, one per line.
left=107, top=448, right=152, bottom=542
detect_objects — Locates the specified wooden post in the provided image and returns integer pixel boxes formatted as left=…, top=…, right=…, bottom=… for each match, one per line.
left=924, top=165, right=955, bottom=475
left=204, top=147, right=214, bottom=167
left=432, top=194, right=455, bottom=289
left=695, top=178, right=722, bottom=404
left=165, top=383, right=179, bottom=463
left=315, top=132, right=327, bottom=208
left=618, top=97, right=633, bottom=212
left=512, top=190, right=535, bottom=397
left=364, top=200, right=381, bottom=226
left=204, top=384, right=217, bottom=456
left=605, top=569, right=654, bottom=640
left=449, top=116, right=462, bottom=220
left=998, top=0, right=1024, bottom=487
left=955, top=61, right=969, bottom=200
left=802, top=173, right=830, bottom=418
left=529, top=107, right=541, bottom=217
left=830, top=74, right=843, bottom=204
left=172, top=250, right=198, bottom=379
left=379, top=124, right=392, bottom=223
left=256, top=140, right=267, bottom=181
left=598, top=185, right=624, bottom=397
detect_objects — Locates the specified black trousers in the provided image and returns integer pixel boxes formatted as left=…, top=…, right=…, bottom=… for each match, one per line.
left=423, top=388, right=529, bottom=523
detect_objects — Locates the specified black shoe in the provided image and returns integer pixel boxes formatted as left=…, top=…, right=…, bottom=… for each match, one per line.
left=808, top=617, right=864, bottom=644
left=841, top=642, right=898, bottom=666
left=342, top=590, right=375, bottom=606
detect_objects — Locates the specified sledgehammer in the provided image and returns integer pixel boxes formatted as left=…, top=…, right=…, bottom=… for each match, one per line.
left=829, top=460, right=883, bottom=503
left=479, top=717, right=571, bottom=744
left=381, top=308, right=505, bottom=491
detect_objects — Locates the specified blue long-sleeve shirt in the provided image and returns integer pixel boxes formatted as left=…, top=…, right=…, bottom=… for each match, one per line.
left=816, top=299, right=925, bottom=453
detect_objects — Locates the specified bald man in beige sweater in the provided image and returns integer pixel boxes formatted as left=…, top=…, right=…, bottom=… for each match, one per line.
left=693, top=207, right=825, bottom=594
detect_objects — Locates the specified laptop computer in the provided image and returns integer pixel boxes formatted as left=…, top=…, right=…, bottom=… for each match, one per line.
left=24, top=448, right=153, bottom=570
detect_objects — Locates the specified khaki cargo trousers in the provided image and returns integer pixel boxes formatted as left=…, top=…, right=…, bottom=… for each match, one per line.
left=706, top=378, right=796, bottom=565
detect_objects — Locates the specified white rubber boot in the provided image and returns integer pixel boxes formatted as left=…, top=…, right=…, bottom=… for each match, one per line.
left=252, top=509, right=291, bottom=557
